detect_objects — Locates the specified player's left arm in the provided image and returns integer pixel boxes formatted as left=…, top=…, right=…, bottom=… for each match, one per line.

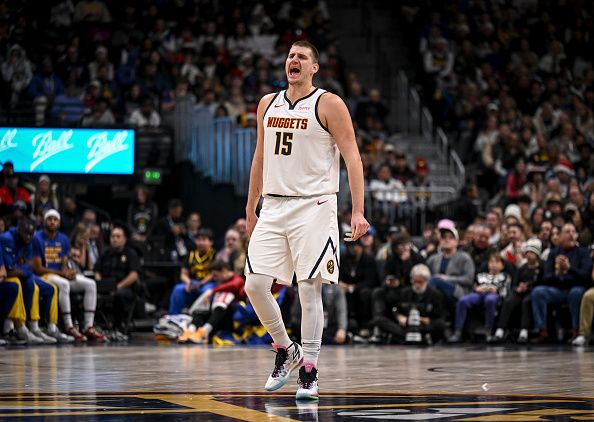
left=319, top=92, right=369, bottom=241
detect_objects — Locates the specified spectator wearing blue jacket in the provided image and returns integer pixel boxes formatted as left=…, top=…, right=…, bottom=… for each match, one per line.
left=532, top=222, right=593, bottom=342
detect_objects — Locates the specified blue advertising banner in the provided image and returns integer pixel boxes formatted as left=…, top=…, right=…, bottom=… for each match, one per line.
left=0, top=128, right=135, bottom=175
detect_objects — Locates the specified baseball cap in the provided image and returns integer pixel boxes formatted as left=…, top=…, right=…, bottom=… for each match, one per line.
left=440, top=226, right=459, bottom=241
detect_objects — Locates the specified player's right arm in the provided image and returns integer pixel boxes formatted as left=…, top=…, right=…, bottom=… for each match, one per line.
left=245, top=93, right=275, bottom=237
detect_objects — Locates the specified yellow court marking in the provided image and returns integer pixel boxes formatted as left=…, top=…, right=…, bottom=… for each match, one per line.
left=136, top=394, right=298, bottom=422
left=0, top=395, right=298, bottom=420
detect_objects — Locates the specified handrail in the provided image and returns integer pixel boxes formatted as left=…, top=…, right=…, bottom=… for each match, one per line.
left=397, top=70, right=465, bottom=191
left=421, top=107, right=433, bottom=144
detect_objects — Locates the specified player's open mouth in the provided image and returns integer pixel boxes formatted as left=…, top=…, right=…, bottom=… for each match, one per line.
left=289, top=67, right=300, bottom=77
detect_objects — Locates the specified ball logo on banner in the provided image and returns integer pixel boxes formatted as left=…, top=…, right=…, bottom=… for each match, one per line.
left=0, top=128, right=135, bottom=175
left=0, top=129, right=17, bottom=154
left=31, top=130, right=74, bottom=171
left=86, top=131, right=130, bottom=173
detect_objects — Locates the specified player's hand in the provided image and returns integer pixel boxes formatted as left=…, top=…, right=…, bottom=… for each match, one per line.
left=246, top=212, right=258, bottom=238
left=397, top=314, right=407, bottom=327
left=350, top=211, right=369, bottom=241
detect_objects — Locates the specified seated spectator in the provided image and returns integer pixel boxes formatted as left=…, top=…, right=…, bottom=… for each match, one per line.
left=369, top=163, right=407, bottom=224
left=27, top=57, right=64, bottom=126
left=493, top=238, right=543, bottom=344
left=391, top=150, right=415, bottom=184
left=94, top=226, right=140, bottom=331
left=1, top=44, right=32, bottom=110
left=87, top=223, right=103, bottom=271
left=500, top=222, right=526, bottom=268
left=338, top=237, right=378, bottom=332
left=30, top=175, right=58, bottom=219
left=128, top=97, right=161, bottom=128
left=291, top=282, right=348, bottom=345
left=522, top=164, right=546, bottom=205
left=427, top=226, right=475, bottom=306
left=126, top=185, right=158, bottom=244
left=88, top=46, right=114, bottom=82
left=383, top=232, right=424, bottom=287
left=215, top=228, right=245, bottom=274
left=531, top=222, right=593, bottom=343
left=51, top=83, right=85, bottom=125
left=81, top=97, right=115, bottom=126
left=185, top=212, right=202, bottom=242
left=449, top=253, right=512, bottom=343
left=406, top=157, right=432, bottom=206
left=152, top=198, right=189, bottom=262
left=463, top=224, right=495, bottom=270
left=70, top=223, right=91, bottom=272
left=387, top=264, right=446, bottom=345
left=355, top=88, right=389, bottom=132
left=0, top=168, right=31, bottom=217
left=168, top=228, right=216, bottom=315
left=178, top=260, right=245, bottom=344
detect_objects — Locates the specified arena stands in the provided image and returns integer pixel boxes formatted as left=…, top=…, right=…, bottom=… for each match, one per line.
left=0, top=0, right=593, bottom=347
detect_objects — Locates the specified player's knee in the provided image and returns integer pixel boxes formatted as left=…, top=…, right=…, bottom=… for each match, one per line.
left=244, top=276, right=260, bottom=298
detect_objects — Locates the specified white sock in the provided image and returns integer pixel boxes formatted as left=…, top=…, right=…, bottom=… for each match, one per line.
left=298, top=277, right=324, bottom=366
left=244, top=273, right=292, bottom=347
left=495, top=328, right=504, bottom=338
left=202, top=323, right=213, bottom=335
left=28, top=320, right=39, bottom=332
left=519, top=329, right=528, bottom=339
left=47, top=323, right=58, bottom=333
left=3, top=319, right=14, bottom=334
left=63, top=313, right=73, bottom=330
left=84, top=312, right=94, bottom=330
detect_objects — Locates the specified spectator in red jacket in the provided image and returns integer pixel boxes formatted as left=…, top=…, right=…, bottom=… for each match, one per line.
left=179, top=260, right=246, bottom=344
left=0, top=168, right=31, bottom=216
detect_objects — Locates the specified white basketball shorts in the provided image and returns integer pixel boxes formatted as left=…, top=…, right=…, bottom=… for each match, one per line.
left=246, top=194, right=339, bottom=285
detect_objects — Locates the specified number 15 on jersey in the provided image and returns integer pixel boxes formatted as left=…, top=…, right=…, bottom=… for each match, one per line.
left=274, top=131, right=293, bottom=156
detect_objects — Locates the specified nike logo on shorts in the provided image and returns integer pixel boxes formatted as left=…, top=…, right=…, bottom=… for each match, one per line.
left=316, top=200, right=328, bottom=205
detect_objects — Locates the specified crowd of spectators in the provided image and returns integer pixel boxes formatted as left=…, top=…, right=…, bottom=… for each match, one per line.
left=0, top=0, right=343, bottom=129
left=3, top=1, right=594, bottom=348
left=401, top=1, right=594, bottom=206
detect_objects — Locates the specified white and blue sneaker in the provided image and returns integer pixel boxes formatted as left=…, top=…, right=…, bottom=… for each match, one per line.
left=296, top=361, right=319, bottom=400
left=265, top=342, right=303, bottom=391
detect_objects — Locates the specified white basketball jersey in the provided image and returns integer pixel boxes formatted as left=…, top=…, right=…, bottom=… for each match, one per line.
left=262, top=88, right=340, bottom=197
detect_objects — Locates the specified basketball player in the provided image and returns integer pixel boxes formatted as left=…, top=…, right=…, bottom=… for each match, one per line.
left=244, top=40, right=369, bottom=400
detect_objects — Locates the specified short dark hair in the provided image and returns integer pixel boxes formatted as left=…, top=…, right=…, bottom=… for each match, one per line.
left=507, top=222, right=524, bottom=232
left=196, top=228, right=214, bottom=241
left=111, top=224, right=129, bottom=238
left=291, top=40, right=319, bottom=63
left=17, top=218, right=35, bottom=234
left=168, top=198, right=182, bottom=209
left=209, top=260, right=230, bottom=272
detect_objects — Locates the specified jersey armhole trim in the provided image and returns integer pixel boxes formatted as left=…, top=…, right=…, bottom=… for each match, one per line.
left=315, top=92, right=330, bottom=133
left=262, top=92, right=281, bottom=120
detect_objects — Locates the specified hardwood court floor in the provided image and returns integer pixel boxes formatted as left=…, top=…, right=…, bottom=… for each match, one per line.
left=1, top=341, right=594, bottom=420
